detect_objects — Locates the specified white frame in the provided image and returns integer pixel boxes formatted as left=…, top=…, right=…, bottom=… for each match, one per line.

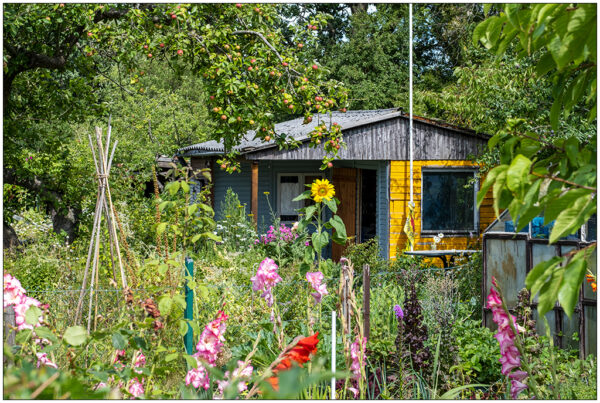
left=276, top=172, right=325, bottom=223
left=420, top=167, right=479, bottom=235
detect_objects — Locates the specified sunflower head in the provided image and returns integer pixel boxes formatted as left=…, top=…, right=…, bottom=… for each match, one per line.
left=311, top=179, right=335, bottom=203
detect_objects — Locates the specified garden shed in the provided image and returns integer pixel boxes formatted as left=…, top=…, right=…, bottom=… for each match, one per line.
left=482, top=210, right=597, bottom=357
left=178, top=108, right=496, bottom=260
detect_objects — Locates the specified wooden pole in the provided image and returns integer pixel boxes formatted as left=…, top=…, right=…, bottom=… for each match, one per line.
left=251, top=161, right=258, bottom=226
left=363, top=264, right=371, bottom=340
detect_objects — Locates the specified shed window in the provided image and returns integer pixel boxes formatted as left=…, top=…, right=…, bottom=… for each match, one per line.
left=421, top=170, right=476, bottom=233
left=277, top=173, right=324, bottom=223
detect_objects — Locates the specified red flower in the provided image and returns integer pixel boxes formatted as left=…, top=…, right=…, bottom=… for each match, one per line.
left=267, top=333, right=319, bottom=390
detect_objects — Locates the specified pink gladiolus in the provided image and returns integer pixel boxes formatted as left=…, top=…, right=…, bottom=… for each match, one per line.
left=251, top=258, right=282, bottom=307
left=134, top=350, right=146, bottom=374
left=306, top=271, right=328, bottom=304
left=185, top=361, right=210, bottom=390
left=215, top=360, right=254, bottom=398
left=128, top=378, right=144, bottom=398
left=36, top=352, right=58, bottom=369
left=4, top=272, right=25, bottom=308
left=188, top=310, right=229, bottom=390
left=348, top=336, right=367, bottom=398
left=487, top=276, right=528, bottom=398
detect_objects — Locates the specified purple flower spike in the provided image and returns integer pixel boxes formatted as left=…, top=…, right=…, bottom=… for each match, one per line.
left=393, top=304, right=404, bottom=319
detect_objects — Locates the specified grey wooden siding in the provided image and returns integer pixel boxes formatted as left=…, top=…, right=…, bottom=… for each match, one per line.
left=246, top=116, right=488, bottom=161
left=213, top=162, right=252, bottom=220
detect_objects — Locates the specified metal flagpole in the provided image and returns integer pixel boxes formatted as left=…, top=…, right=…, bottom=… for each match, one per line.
left=409, top=3, right=414, bottom=251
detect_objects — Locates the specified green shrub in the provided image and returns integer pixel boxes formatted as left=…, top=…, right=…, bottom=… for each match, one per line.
left=216, top=188, right=257, bottom=253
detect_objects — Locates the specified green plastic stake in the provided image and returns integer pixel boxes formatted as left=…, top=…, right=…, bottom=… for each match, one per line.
left=184, top=257, right=194, bottom=355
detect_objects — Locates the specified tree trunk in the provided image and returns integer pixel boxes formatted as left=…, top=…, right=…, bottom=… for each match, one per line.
left=3, top=221, right=20, bottom=249
left=50, top=205, right=81, bottom=243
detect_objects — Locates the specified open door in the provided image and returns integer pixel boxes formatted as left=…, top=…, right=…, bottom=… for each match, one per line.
left=332, top=168, right=357, bottom=261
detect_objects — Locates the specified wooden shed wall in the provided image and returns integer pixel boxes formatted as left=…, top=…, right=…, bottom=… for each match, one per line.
left=246, top=116, right=488, bottom=161
left=389, top=160, right=495, bottom=259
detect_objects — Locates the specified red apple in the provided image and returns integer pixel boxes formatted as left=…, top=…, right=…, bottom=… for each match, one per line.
left=247, top=66, right=253, bottom=71
left=327, top=162, right=333, bottom=168
left=147, top=53, right=152, bottom=58
left=288, top=104, right=294, bottom=109
left=209, top=95, right=215, bottom=100
left=316, top=139, right=321, bottom=144
left=315, top=105, right=321, bottom=109
left=312, top=64, right=318, bottom=70
left=171, top=14, right=177, bottom=19
left=250, top=58, right=256, bottom=64
left=159, top=43, right=165, bottom=48
left=282, top=62, right=288, bottom=67
left=177, top=49, right=183, bottom=55
left=298, top=43, right=304, bottom=48
left=213, top=107, right=220, bottom=112
left=221, top=164, right=227, bottom=169
left=270, top=71, right=275, bottom=76
left=87, top=32, right=93, bottom=37
left=236, top=3, right=242, bottom=8
left=265, top=135, right=271, bottom=141
left=221, top=115, right=227, bottom=120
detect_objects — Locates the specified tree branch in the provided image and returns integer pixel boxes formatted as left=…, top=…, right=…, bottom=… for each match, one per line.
left=232, top=30, right=303, bottom=76
left=530, top=171, right=597, bottom=192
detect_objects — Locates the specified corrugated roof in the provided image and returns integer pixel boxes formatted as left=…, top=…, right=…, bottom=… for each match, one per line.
left=177, top=108, right=489, bottom=157
left=178, top=108, right=398, bottom=156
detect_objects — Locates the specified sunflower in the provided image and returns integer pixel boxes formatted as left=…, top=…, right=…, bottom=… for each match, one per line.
left=310, top=179, right=335, bottom=203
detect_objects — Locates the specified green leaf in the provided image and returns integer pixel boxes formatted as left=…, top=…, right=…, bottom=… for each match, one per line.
left=477, top=165, right=506, bottom=207
left=111, top=332, right=127, bottom=350
left=202, top=231, right=222, bottom=242
left=25, top=306, right=42, bottom=326
left=157, top=222, right=167, bottom=235
left=34, top=327, right=58, bottom=343
left=535, top=52, right=556, bottom=77
left=179, top=320, right=188, bottom=336
left=303, top=246, right=314, bottom=264
left=323, top=198, right=337, bottom=214
left=549, top=195, right=594, bottom=243
left=537, top=264, right=564, bottom=316
left=159, top=296, right=173, bottom=316
left=506, top=154, right=532, bottom=193
left=165, top=352, right=179, bottom=362
left=544, top=188, right=591, bottom=224
left=168, top=181, right=181, bottom=196
left=187, top=204, right=198, bottom=216
left=329, top=215, right=347, bottom=245
left=181, top=181, right=190, bottom=193
left=558, top=257, right=587, bottom=318
left=292, top=190, right=311, bottom=202
left=184, top=354, right=198, bottom=369
left=64, top=326, right=88, bottom=346
left=564, top=136, right=581, bottom=168
left=526, top=256, right=562, bottom=295
left=304, top=204, right=317, bottom=221
left=158, top=201, right=170, bottom=212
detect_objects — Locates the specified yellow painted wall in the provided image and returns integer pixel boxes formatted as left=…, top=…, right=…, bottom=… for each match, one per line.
left=389, top=160, right=495, bottom=259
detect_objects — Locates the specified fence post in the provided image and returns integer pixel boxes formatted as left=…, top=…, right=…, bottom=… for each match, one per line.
left=184, top=257, right=194, bottom=355
left=4, top=308, right=16, bottom=365
left=331, top=310, right=336, bottom=400
left=363, top=264, right=370, bottom=340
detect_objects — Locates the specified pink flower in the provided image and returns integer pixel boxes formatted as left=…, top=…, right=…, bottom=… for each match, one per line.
left=488, top=277, right=528, bottom=398
left=215, top=360, right=253, bottom=398
left=185, top=362, right=210, bottom=390
left=4, top=272, right=25, bottom=308
left=306, top=271, right=328, bottom=304
left=113, top=349, right=126, bottom=364
left=133, top=350, right=146, bottom=374
left=128, top=378, right=144, bottom=398
left=188, top=310, right=229, bottom=390
left=93, top=382, right=107, bottom=391
left=13, top=294, right=43, bottom=331
left=251, top=258, right=282, bottom=307
left=36, top=352, right=58, bottom=369
left=349, top=335, right=367, bottom=397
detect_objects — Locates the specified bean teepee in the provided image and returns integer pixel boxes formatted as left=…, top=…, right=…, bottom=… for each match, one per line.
left=74, top=123, right=128, bottom=332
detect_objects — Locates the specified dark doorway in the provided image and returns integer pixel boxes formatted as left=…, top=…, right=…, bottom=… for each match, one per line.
left=360, top=169, right=377, bottom=243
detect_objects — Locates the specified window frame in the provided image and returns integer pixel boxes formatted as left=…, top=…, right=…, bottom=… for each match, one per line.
left=276, top=172, right=325, bottom=224
left=420, top=167, right=479, bottom=235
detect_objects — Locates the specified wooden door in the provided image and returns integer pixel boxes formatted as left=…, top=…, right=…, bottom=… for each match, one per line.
left=332, top=168, right=357, bottom=261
